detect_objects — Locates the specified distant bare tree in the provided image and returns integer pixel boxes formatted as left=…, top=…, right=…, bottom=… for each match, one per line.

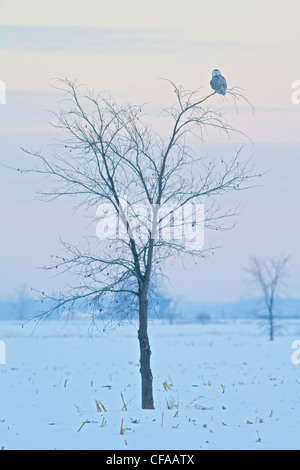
left=19, top=78, right=257, bottom=409
left=247, top=256, right=289, bottom=341
left=13, top=284, right=29, bottom=320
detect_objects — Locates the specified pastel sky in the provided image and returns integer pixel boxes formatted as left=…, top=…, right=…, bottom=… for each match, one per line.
left=1, top=0, right=300, bottom=302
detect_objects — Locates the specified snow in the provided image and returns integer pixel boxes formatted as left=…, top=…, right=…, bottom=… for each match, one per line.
left=0, top=319, right=299, bottom=450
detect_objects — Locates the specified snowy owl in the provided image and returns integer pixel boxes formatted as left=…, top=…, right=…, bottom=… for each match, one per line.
left=210, top=69, right=227, bottom=95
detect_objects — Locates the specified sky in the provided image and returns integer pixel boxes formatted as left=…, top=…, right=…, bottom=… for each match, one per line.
left=1, top=0, right=300, bottom=303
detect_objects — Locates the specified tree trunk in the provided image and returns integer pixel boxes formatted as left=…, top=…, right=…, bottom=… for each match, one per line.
left=138, top=292, right=154, bottom=409
left=269, top=311, right=274, bottom=341
left=268, top=300, right=274, bottom=341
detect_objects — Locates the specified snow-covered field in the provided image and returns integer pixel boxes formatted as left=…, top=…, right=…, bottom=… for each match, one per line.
left=0, top=318, right=300, bottom=450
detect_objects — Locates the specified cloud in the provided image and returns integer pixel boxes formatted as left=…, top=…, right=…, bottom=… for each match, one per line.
left=0, top=25, right=175, bottom=53
left=0, top=25, right=256, bottom=54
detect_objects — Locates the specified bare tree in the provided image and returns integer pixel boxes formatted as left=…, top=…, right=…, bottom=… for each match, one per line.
left=12, top=284, right=30, bottom=320
left=246, top=256, right=289, bottom=341
left=19, top=78, right=257, bottom=409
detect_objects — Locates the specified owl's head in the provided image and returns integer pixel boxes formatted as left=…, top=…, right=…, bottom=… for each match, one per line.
left=212, top=69, right=221, bottom=77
